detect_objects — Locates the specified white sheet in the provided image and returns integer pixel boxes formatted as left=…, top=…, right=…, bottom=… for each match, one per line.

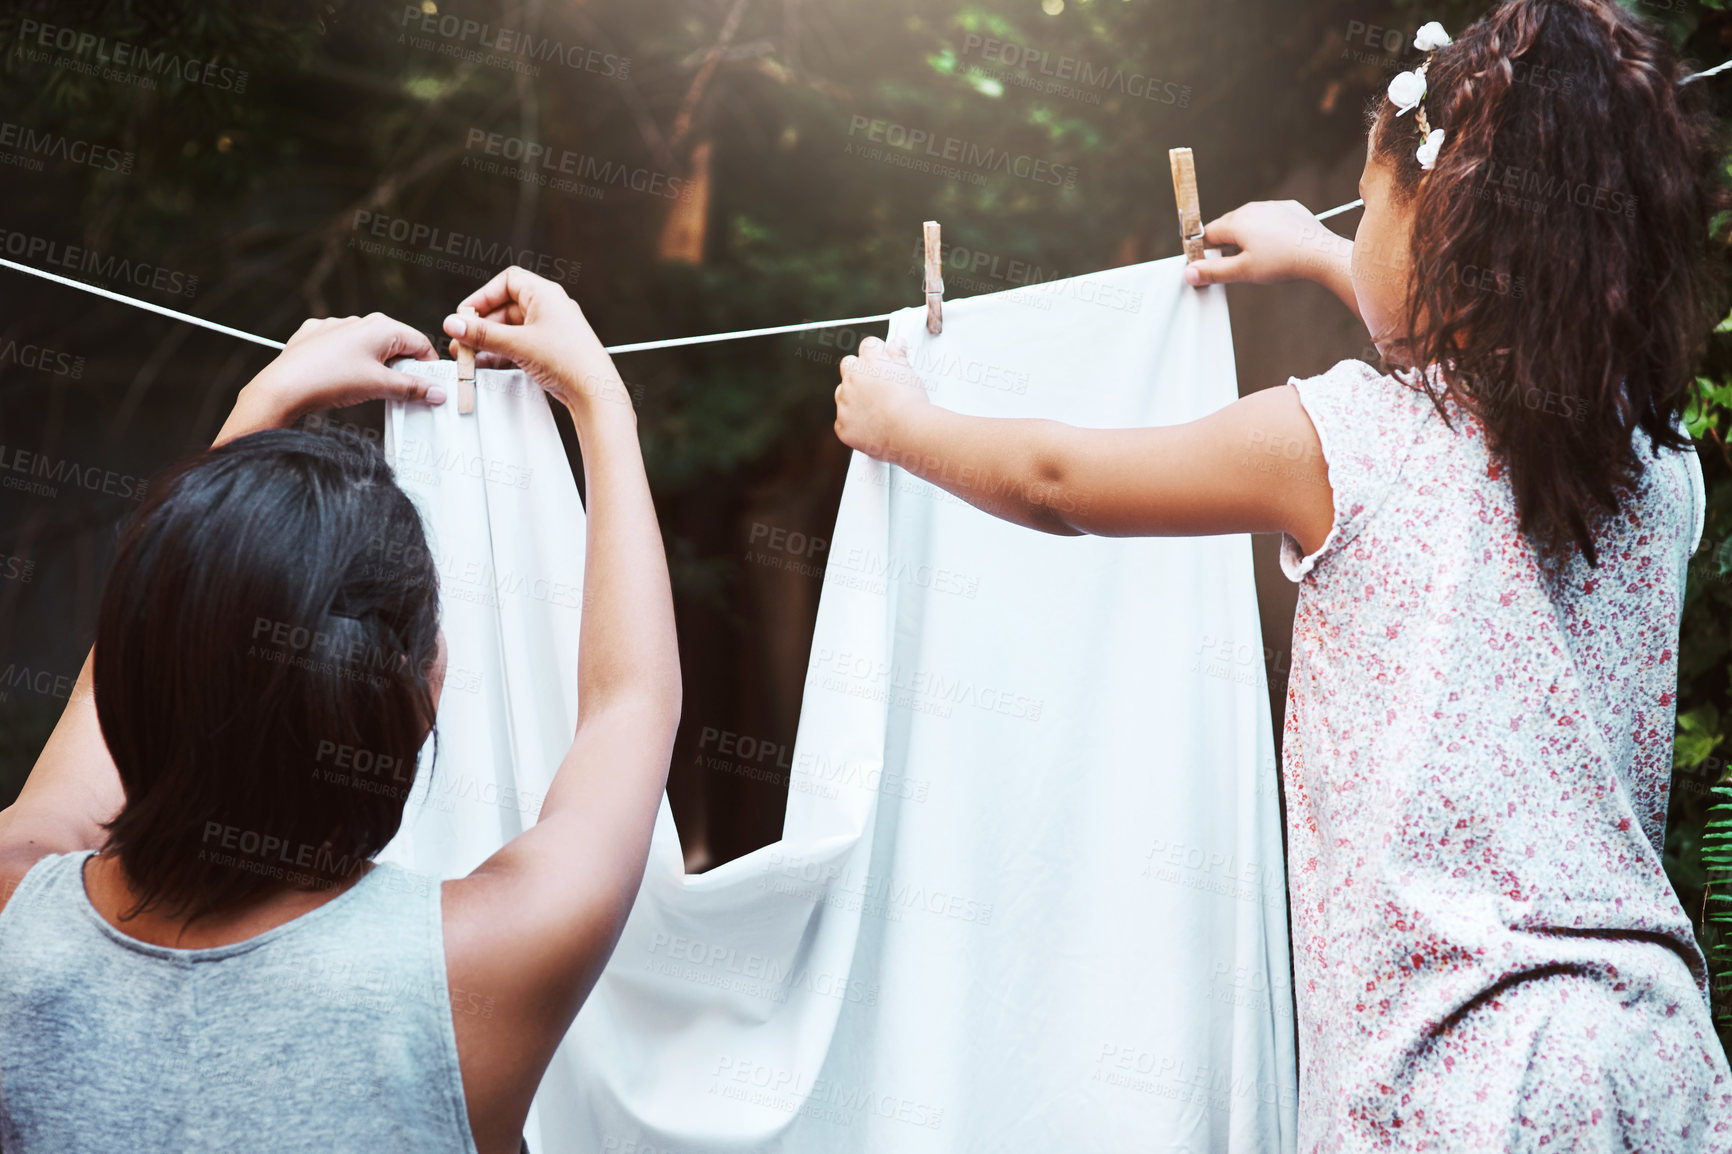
left=382, top=254, right=1296, bottom=1154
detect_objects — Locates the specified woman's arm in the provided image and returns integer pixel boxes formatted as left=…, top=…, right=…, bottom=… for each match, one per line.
left=434, top=269, right=681, bottom=1154
left=0, top=315, right=441, bottom=885
left=834, top=337, right=1337, bottom=553
left=0, top=655, right=114, bottom=875
left=214, top=313, right=444, bottom=443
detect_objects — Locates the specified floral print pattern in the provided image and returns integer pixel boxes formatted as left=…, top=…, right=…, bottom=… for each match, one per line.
left=1279, top=360, right=1732, bottom=1152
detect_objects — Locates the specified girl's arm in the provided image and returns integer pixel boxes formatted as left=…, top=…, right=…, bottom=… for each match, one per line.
left=1183, top=199, right=1362, bottom=322
left=0, top=315, right=442, bottom=881
left=434, top=270, right=681, bottom=1154
left=834, top=337, right=1337, bottom=555
left=833, top=196, right=1366, bottom=551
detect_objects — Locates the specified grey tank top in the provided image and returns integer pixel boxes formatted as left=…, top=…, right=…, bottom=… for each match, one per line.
left=0, top=852, right=479, bottom=1154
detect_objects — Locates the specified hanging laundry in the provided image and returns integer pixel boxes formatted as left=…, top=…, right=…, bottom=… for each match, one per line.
left=380, top=252, right=1296, bottom=1154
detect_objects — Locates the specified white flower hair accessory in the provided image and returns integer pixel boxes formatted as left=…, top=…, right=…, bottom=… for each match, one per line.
left=1387, top=70, right=1427, bottom=116
left=1414, top=22, right=1452, bottom=52
left=1388, top=20, right=1450, bottom=171
left=1415, top=129, right=1446, bottom=171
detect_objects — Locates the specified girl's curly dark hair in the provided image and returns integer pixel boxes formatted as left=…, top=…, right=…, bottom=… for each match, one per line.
left=1369, top=0, right=1727, bottom=565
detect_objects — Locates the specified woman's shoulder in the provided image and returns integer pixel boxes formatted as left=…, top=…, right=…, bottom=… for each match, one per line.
left=0, top=848, right=84, bottom=926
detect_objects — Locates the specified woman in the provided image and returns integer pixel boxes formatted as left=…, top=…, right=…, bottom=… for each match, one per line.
left=0, top=267, right=679, bottom=1154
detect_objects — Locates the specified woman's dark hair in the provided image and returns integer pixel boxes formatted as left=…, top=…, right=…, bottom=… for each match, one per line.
left=95, top=427, right=441, bottom=923
left=1368, top=0, right=1727, bottom=565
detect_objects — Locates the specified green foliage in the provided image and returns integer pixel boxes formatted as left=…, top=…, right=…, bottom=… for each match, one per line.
left=1688, top=372, right=1732, bottom=442
left=0, top=0, right=1395, bottom=858
left=1709, top=781, right=1732, bottom=1020
left=1691, top=402, right=1732, bottom=1055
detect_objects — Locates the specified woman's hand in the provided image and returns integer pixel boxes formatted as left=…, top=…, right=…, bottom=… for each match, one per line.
left=442, top=266, right=632, bottom=420
left=217, top=313, right=441, bottom=443
left=834, top=336, right=931, bottom=458
left=1182, top=200, right=1351, bottom=289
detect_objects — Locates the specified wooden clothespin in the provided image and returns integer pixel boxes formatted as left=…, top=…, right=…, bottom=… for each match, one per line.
left=1169, top=147, right=1207, bottom=264
left=923, top=220, right=943, bottom=335
left=455, top=305, right=477, bottom=415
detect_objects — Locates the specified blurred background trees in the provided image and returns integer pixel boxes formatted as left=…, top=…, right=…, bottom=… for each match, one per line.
left=0, top=0, right=1728, bottom=1047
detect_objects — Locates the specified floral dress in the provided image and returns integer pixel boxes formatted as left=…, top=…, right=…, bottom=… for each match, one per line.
left=1279, top=360, right=1732, bottom=1152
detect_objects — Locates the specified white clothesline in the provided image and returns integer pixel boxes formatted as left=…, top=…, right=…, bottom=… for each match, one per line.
left=0, top=257, right=291, bottom=352
left=1, top=58, right=1724, bottom=358
left=603, top=311, right=899, bottom=354
left=0, top=191, right=1364, bottom=358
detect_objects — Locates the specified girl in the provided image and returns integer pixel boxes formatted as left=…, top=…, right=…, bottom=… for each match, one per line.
left=0, top=268, right=679, bottom=1154
left=834, top=0, right=1732, bottom=1147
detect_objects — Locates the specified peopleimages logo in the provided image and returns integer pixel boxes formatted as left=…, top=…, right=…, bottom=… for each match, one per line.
left=0, top=227, right=198, bottom=298
left=846, top=116, right=1078, bottom=189
left=463, top=130, right=695, bottom=201
left=14, top=19, right=249, bottom=93
left=0, top=338, right=84, bottom=379
left=0, top=443, right=150, bottom=501
left=348, top=210, right=582, bottom=287
left=0, top=121, right=133, bottom=174
left=1476, top=161, right=1637, bottom=219
left=398, top=6, right=631, bottom=79
left=960, top=34, right=1191, bottom=108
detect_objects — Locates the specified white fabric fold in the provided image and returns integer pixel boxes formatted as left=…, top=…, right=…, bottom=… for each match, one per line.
left=382, top=254, right=1296, bottom=1154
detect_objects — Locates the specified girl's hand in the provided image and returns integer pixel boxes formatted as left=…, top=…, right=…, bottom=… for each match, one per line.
left=217, top=313, right=441, bottom=443
left=442, top=267, right=632, bottom=419
left=834, top=336, right=931, bottom=458
left=1183, top=200, right=1350, bottom=289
